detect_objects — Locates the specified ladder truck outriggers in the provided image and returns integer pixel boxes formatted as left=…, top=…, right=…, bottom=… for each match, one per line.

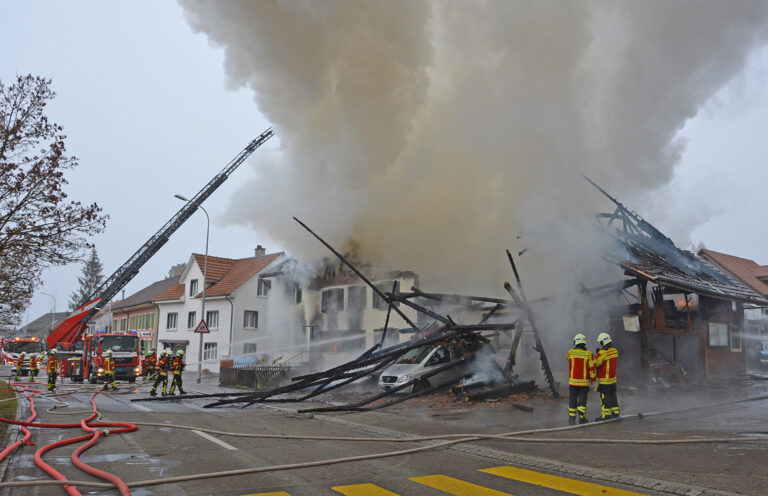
left=46, top=128, right=275, bottom=382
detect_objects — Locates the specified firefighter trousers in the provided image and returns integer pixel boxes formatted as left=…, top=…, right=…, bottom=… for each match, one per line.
left=151, top=373, right=168, bottom=394
left=597, top=383, right=620, bottom=419
left=15, top=366, right=22, bottom=381
left=169, top=373, right=184, bottom=394
left=28, top=369, right=37, bottom=381
left=568, top=385, right=589, bottom=423
left=48, top=372, right=58, bottom=391
left=104, top=372, right=116, bottom=390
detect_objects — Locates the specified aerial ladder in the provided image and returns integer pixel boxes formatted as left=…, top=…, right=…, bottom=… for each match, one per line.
left=47, top=128, right=274, bottom=351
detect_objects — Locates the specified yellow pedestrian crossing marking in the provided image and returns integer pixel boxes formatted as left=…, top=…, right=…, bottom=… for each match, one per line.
left=409, top=474, right=514, bottom=495
left=481, top=466, right=648, bottom=496
left=332, top=483, right=401, bottom=495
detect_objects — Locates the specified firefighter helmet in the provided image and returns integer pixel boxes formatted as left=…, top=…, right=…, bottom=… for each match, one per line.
left=176, top=349, right=184, bottom=356
left=573, top=333, right=587, bottom=346
left=20, top=351, right=26, bottom=357
left=105, top=349, right=113, bottom=356
left=597, top=332, right=612, bottom=346
left=164, top=349, right=172, bottom=356
left=50, top=349, right=58, bottom=355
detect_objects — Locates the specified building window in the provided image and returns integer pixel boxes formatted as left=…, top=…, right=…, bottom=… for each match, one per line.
left=708, top=322, right=728, bottom=347
left=243, top=343, right=258, bottom=354
left=120, top=318, right=127, bottom=331
left=257, top=278, right=271, bottom=297
left=112, top=319, right=118, bottom=331
left=285, top=281, right=302, bottom=304
left=144, top=313, right=154, bottom=329
left=166, top=312, right=178, bottom=330
left=203, top=342, right=217, bottom=361
left=244, top=310, right=258, bottom=329
left=373, top=281, right=399, bottom=310
left=206, top=310, right=219, bottom=329
left=129, top=315, right=136, bottom=329
left=189, top=279, right=198, bottom=297
left=348, top=286, right=366, bottom=311
left=321, top=288, right=344, bottom=313
left=187, top=311, right=197, bottom=329
left=730, top=328, right=743, bottom=352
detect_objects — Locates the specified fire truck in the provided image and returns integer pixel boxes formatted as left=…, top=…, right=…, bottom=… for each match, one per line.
left=45, top=129, right=274, bottom=380
left=1, top=336, right=45, bottom=371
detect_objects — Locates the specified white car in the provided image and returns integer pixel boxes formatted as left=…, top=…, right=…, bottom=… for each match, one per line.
left=378, top=344, right=467, bottom=393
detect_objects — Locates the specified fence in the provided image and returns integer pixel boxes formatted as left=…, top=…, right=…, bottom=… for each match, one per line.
left=219, top=364, right=309, bottom=390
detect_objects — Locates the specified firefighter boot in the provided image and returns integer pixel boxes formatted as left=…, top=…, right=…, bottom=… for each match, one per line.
left=179, top=389, right=187, bottom=395
left=149, top=388, right=157, bottom=396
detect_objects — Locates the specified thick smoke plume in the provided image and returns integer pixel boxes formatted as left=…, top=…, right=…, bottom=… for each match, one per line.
left=180, top=1, right=768, bottom=298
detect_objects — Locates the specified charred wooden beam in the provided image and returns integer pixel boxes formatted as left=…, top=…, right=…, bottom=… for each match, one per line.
left=298, top=358, right=468, bottom=413
left=364, top=373, right=474, bottom=411
left=445, top=323, right=515, bottom=332
left=293, top=217, right=419, bottom=332
left=505, top=250, right=559, bottom=399
left=464, top=380, right=537, bottom=402
left=386, top=291, right=453, bottom=325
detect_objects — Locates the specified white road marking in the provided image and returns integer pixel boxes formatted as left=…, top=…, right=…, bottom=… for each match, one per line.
left=131, top=402, right=153, bottom=412
left=192, top=429, right=239, bottom=451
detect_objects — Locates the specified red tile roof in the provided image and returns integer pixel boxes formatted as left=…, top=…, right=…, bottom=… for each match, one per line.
left=192, top=254, right=236, bottom=282
left=699, top=249, right=768, bottom=297
left=202, top=253, right=283, bottom=297
left=154, top=283, right=185, bottom=301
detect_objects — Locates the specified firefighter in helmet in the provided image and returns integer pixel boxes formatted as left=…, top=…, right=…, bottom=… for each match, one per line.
left=103, top=349, right=117, bottom=391
left=143, top=348, right=157, bottom=378
left=594, top=332, right=620, bottom=420
left=150, top=349, right=172, bottom=396
left=566, top=333, right=595, bottom=424
left=47, top=349, right=60, bottom=391
left=168, top=349, right=187, bottom=395
left=28, top=352, right=38, bottom=382
left=15, top=352, right=26, bottom=381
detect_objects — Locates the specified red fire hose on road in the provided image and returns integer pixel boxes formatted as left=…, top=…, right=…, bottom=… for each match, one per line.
left=1, top=383, right=137, bottom=495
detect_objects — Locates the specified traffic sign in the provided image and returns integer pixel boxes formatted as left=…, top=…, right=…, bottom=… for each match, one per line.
left=194, top=319, right=210, bottom=334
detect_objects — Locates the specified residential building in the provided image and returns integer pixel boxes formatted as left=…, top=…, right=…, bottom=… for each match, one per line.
left=110, top=276, right=180, bottom=355
left=301, top=261, right=419, bottom=366
left=154, top=248, right=286, bottom=373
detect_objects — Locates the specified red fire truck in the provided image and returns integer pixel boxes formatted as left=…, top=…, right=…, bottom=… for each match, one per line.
left=81, top=330, right=141, bottom=383
left=1, top=336, right=45, bottom=368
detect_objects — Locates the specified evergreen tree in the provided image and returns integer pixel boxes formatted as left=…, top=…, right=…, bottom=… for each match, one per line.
left=68, top=247, right=104, bottom=310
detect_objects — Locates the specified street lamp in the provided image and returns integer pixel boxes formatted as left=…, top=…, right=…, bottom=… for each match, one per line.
left=174, top=194, right=208, bottom=384
left=40, top=292, right=56, bottom=337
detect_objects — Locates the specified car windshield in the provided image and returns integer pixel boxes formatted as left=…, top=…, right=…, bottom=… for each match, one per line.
left=395, top=346, right=434, bottom=365
left=100, top=335, right=138, bottom=352
left=761, top=342, right=768, bottom=352
left=5, top=341, right=44, bottom=354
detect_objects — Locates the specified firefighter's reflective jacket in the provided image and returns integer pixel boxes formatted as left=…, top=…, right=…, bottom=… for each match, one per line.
left=156, top=356, right=169, bottom=375
left=566, top=347, right=595, bottom=386
left=104, top=357, right=115, bottom=374
left=594, top=346, right=619, bottom=385
left=29, top=356, right=38, bottom=370
left=171, top=357, right=185, bottom=375
left=47, top=357, right=59, bottom=374
left=16, top=355, right=24, bottom=368
left=145, top=354, right=157, bottom=368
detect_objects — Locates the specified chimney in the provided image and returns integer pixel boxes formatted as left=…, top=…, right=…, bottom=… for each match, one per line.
left=254, top=245, right=266, bottom=257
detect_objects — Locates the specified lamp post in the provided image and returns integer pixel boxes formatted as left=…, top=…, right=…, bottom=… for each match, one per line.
left=174, top=194, right=208, bottom=384
left=40, top=292, right=56, bottom=337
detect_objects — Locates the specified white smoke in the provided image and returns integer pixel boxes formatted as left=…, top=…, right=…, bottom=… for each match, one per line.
left=179, top=0, right=768, bottom=298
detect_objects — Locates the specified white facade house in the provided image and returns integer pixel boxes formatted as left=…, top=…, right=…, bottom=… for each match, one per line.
left=299, top=266, right=420, bottom=365
left=154, top=249, right=286, bottom=373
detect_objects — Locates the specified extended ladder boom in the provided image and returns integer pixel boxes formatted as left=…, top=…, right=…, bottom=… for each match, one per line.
left=47, top=128, right=275, bottom=349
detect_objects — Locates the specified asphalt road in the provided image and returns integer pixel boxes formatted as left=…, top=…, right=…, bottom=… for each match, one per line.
left=1, top=368, right=766, bottom=496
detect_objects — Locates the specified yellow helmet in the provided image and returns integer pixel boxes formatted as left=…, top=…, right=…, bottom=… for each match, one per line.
left=176, top=349, right=184, bottom=356
left=50, top=349, right=58, bottom=355
left=105, top=349, right=113, bottom=355
left=573, top=333, right=587, bottom=346
left=597, top=332, right=612, bottom=346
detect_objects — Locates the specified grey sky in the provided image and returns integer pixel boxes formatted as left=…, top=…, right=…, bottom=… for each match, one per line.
left=2, top=1, right=767, bottom=325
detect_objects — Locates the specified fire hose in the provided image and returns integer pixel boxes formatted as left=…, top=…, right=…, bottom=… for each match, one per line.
left=0, top=381, right=137, bottom=496
left=0, top=391, right=766, bottom=492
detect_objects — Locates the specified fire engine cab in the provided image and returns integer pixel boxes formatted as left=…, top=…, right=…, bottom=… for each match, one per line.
left=77, top=330, right=141, bottom=384
left=1, top=336, right=44, bottom=367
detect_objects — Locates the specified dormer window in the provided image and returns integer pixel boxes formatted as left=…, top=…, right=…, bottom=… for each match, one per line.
left=189, top=279, right=198, bottom=297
